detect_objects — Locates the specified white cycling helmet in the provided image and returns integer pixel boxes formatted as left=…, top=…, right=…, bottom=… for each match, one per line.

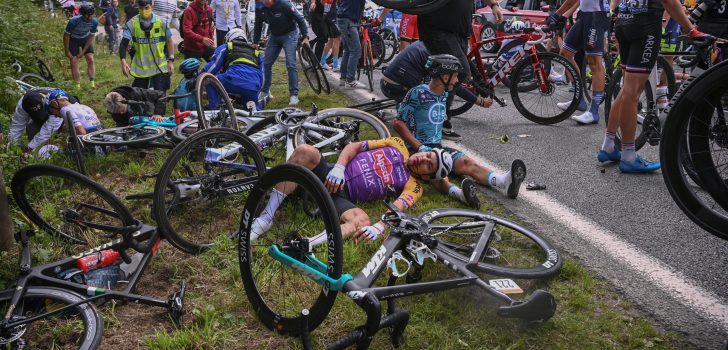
left=510, top=20, right=527, bottom=32
left=225, top=28, right=247, bottom=43
left=431, top=148, right=454, bottom=180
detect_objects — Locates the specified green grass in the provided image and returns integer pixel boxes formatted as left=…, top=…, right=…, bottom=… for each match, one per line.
left=0, top=2, right=689, bottom=349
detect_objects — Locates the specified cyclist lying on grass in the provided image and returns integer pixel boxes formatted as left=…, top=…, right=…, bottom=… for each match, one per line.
left=249, top=137, right=472, bottom=244
left=393, top=55, right=527, bottom=201
left=104, top=86, right=168, bottom=126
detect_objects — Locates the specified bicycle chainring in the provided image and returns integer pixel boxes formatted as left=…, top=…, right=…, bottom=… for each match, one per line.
left=0, top=317, right=28, bottom=346
left=644, top=113, right=662, bottom=146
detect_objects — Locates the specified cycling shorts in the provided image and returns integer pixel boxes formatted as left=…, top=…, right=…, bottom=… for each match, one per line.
left=614, top=14, right=661, bottom=74
left=312, top=155, right=357, bottom=216
left=380, top=78, right=410, bottom=103
left=563, top=11, right=609, bottom=56
left=311, top=13, right=341, bottom=39
left=68, top=36, right=94, bottom=56
left=400, top=14, right=419, bottom=42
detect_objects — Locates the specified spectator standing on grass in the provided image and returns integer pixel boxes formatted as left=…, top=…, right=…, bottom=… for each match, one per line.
left=105, top=0, right=120, bottom=54
left=123, top=0, right=139, bottom=24
left=211, top=0, right=242, bottom=46
left=119, top=0, right=175, bottom=91
left=153, top=0, right=180, bottom=30
left=310, top=0, right=341, bottom=71
left=64, top=3, right=98, bottom=90
left=182, top=0, right=216, bottom=61
left=335, top=0, right=366, bottom=88
left=416, top=0, right=502, bottom=140
left=254, top=0, right=310, bottom=106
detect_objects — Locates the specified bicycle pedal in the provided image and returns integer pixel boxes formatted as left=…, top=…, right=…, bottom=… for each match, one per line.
left=169, top=280, right=186, bottom=327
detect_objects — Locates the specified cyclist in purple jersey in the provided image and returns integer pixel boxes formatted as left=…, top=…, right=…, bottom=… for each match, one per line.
left=249, top=137, right=471, bottom=245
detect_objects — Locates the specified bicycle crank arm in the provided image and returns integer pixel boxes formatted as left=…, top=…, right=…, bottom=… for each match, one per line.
left=492, top=94, right=507, bottom=107
left=268, top=245, right=352, bottom=291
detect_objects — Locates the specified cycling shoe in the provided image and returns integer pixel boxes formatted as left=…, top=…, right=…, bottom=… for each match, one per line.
left=619, top=157, right=661, bottom=173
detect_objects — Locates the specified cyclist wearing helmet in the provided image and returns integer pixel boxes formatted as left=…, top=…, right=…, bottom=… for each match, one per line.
left=64, top=3, right=98, bottom=90
left=200, top=28, right=265, bottom=108
left=249, top=137, right=454, bottom=244
left=104, top=86, right=168, bottom=126
left=47, top=90, right=103, bottom=136
left=9, top=88, right=77, bottom=152
left=173, top=58, right=203, bottom=112
left=394, top=55, right=527, bottom=202
left=119, top=0, right=175, bottom=91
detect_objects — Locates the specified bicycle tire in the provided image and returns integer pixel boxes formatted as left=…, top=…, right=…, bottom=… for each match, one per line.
left=661, top=60, right=728, bottom=239
left=11, top=164, right=135, bottom=246
left=67, top=132, right=87, bottom=177
left=239, top=164, right=343, bottom=335
left=378, top=27, right=398, bottom=63
left=363, top=41, right=374, bottom=92
left=292, top=108, right=390, bottom=159
left=299, top=43, right=323, bottom=94
left=37, top=59, right=54, bottom=81
left=0, top=287, right=103, bottom=350
left=154, top=127, right=266, bottom=255
left=369, top=30, right=386, bottom=68
left=19, top=73, right=49, bottom=86
left=510, top=52, right=582, bottom=124
left=80, top=125, right=167, bottom=146
left=418, top=208, right=562, bottom=278
left=194, top=72, right=239, bottom=130
left=309, top=45, right=331, bottom=95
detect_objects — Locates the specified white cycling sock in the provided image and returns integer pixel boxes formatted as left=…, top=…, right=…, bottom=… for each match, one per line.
left=487, top=171, right=509, bottom=189
left=601, top=130, right=616, bottom=153
left=259, top=189, right=286, bottom=224
left=448, top=184, right=465, bottom=202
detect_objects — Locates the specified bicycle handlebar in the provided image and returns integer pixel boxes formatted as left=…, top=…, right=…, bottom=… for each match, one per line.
left=525, top=27, right=550, bottom=46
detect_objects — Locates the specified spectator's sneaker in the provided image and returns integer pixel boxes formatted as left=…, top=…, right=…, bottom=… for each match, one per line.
left=249, top=218, right=272, bottom=241
left=339, top=77, right=346, bottom=86
left=507, top=159, right=527, bottom=199
left=619, top=156, right=661, bottom=173
left=289, top=95, right=299, bottom=106
left=347, top=80, right=364, bottom=89
left=90, top=81, right=95, bottom=89
left=557, top=100, right=587, bottom=112
left=320, top=62, right=331, bottom=70
left=332, top=63, right=340, bottom=72
left=461, top=178, right=481, bottom=210
left=597, top=149, right=621, bottom=163
left=570, top=111, right=599, bottom=124
left=442, top=128, right=462, bottom=141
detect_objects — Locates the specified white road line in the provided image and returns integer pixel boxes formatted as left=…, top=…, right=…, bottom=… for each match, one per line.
left=445, top=140, right=728, bottom=331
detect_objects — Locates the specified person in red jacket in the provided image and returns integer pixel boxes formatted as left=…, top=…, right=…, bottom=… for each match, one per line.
left=182, top=0, right=216, bottom=61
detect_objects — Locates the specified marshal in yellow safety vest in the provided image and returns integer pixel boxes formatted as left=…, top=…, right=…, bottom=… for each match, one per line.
left=129, top=16, right=169, bottom=78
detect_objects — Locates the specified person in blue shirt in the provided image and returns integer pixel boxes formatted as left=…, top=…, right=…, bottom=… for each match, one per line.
left=201, top=28, right=265, bottom=109
left=393, top=55, right=527, bottom=203
left=253, top=0, right=310, bottom=106
left=64, top=3, right=98, bottom=90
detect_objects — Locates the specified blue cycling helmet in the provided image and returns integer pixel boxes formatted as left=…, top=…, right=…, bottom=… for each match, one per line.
left=46, top=89, right=69, bottom=111
left=180, top=58, right=202, bottom=75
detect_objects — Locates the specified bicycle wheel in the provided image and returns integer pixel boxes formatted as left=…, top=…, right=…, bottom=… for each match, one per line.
left=661, top=61, right=728, bottom=239
left=603, top=68, right=654, bottom=151
left=0, top=287, right=103, bottom=350
left=309, top=47, right=331, bottom=95
left=154, top=127, right=266, bottom=255
left=418, top=208, right=562, bottom=278
left=37, top=59, right=54, bottom=81
left=510, top=52, right=583, bottom=124
left=378, top=27, right=398, bottom=63
left=18, top=73, right=49, bottom=87
left=194, top=72, right=238, bottom=130
left=292, top=108, right=390, bottom=161
left=11, top=165, right=135, bottom=248
left=362, top=41, right=374, bottom=92
left=80, top=126, right=167, bottom=146
left=239, top=164, right=343, bottom=335
left=298, top=43, right=322, bottom=94
left=171, top=119, right=202, bottom=141
left=369, top=30, right=386, bottom=68
left=66, top=129, right=87, bottom=176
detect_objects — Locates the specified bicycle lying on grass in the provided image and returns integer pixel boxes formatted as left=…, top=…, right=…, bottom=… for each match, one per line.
left=238, top=164, right=563, bottom=349
left=5, top=164, right=186, bottom=349
left=152, top=106, right=389, bottom=255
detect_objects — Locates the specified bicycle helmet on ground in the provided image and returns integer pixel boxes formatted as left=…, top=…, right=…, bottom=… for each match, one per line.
left=431, top=148, right=454, bottom=180
left=425, top=54, right=463, bottom=77
left=79, top=3, right=95, bottom=16
left=225, top=28, right=247, bottom=43
left=180, top=58, right=202, bottom=74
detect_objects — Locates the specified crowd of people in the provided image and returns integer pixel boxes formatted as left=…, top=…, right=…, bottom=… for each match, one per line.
left=6, top=0, right=728, bottom=244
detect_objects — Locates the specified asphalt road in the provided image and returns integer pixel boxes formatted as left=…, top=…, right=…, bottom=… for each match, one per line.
left=322, top=63, right=728, bottom=348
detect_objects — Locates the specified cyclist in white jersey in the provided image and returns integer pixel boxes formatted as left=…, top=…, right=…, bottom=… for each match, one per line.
left=549, top=0, right=611, bottom=124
